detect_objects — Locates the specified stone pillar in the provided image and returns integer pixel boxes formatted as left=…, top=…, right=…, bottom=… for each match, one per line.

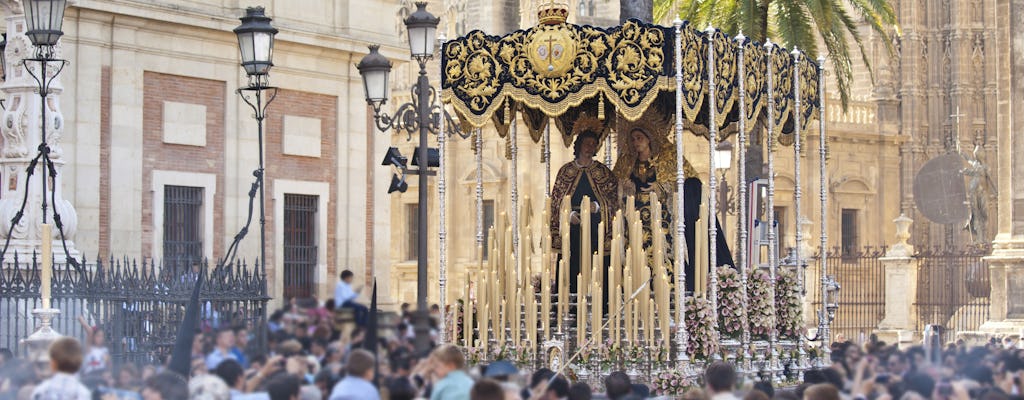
left=980, top=0, right=1024, bottom=336
left=876, top=215, right=919, bottom=347
left=0, top=13, right=79, bottom=263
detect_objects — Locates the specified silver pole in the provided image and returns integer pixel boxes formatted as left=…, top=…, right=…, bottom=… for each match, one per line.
left=790, top=49, right=807, bottom=374
left=438, top=86, right=448, bottom=345
left=764, top=40, right=780, bottom=380
left=511, top=108, right=520, bottom=284
left=545, top=122, right=552, bottom=197
left=673, top=18, right=689, bottom=366
left=736, top=33, right=752, bottom=374
left=817, top=55, right=831, bottom=362
left=476, top=129, right=485, bottom=248
left=705, top=28, right=721, bottom=358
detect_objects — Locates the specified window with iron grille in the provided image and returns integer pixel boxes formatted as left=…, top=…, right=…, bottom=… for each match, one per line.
left=407, top=204, right=419, bottom=261
left=482, top=200, right=495, bottom=260
left=163, top=185, right=203, bottom=265
left=842, top=208, right=859, bottom=256
left=284, top=194, right=318, bottom=299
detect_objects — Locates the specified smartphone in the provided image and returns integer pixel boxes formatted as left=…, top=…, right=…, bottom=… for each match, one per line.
left=875, top=374, right=890, bottom=384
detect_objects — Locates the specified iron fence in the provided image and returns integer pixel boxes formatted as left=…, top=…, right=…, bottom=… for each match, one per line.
left=0, top=254, right=268, bottom=366
left=813, top=246, right=888, bottom=345
left=915, top=244, right=991, bottom=344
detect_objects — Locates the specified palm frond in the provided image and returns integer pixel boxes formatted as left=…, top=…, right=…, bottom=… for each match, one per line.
left=770, top=1, right=816, bottom=55
left=653, top=0, right=677, bottom=23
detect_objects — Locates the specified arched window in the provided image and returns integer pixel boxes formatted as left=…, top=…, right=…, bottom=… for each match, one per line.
left=589, top=0, right=596, bottom=16
left=578, top=0, right=587, bottom=16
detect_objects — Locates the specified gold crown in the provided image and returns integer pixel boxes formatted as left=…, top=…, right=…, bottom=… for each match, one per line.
left=537, top=0, right=569, bottom=25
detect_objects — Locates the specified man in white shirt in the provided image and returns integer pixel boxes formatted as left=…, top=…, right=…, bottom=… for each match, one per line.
left=334, top=270, right=367, bottom=326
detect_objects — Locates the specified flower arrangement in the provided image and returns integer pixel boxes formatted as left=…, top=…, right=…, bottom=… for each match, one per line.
left=510, top=344, right=534, bottom=367
left=685, top=297, right=718, bottom=360
left=747, top=269, right=775, bottom=340
left=466, top=346, right=486, bottom=365
left=626, top=344, right=646, bottom=367
left=716, top=265, right=743, bottom=339
left=489, top=344, right=512, bottom=361
left=596, top=339, right=622, bottom=370
left=775, top=268, right=802, bottom=339
left=652, top=342, right=670, bottom=368
left=573, top=346, right=594, bottom=367
left=653, top=369, right=695, bottom=396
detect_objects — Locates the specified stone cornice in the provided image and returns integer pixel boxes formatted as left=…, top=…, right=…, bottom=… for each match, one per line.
left=68, top=0, right=408, bottom=60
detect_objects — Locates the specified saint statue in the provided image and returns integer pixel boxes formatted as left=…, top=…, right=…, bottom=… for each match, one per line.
left=963, top=144, right=996, bottom=244
left=612, top=126, right=683, bottom=271
left=550, top=119, right=619, bottom=298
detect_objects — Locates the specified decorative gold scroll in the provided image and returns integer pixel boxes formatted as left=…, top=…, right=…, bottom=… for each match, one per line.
left=440, top=19, right=822, bottom=143
left=442, top=21, right=674, bottom=129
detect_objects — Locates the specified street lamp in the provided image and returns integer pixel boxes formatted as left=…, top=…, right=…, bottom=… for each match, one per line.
left=806, top=273, right=840, bottom=365
left=10, top=0, right=70, bottom=375
left=225, top=6, right=278, bottom=284
left=715, top=140, right=734, bottom=222
left=357, top=1, right=450, bottom=355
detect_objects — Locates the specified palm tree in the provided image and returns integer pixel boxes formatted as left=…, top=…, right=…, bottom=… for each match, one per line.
left=653, top=0, right=898, bottom=109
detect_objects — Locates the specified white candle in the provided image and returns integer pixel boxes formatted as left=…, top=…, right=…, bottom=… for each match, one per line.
left=41, top=223, right=52, bottom=309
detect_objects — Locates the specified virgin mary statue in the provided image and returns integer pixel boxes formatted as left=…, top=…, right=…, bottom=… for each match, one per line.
left=613, top=119, right=735, bottom=293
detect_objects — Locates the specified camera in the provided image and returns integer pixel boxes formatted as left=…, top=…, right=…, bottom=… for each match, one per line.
left=875, top=374, right=890, bottom=384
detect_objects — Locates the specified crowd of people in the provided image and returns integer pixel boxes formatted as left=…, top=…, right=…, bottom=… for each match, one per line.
left=3, top=271, right=1024, bottom=400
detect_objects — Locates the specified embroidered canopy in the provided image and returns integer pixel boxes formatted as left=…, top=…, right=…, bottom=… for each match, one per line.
left=440, top=19, right=822, bottom=145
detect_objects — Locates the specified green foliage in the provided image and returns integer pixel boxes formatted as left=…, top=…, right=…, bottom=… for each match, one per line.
left=654, top=0, right=898, bottom=110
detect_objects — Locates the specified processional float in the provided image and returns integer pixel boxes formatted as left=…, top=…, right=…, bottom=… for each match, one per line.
left=433, top=1, right=830, bottom=389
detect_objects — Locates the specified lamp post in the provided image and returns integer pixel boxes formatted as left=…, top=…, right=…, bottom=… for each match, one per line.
left=715, top=140, right=734, bottom=223
left=357, top=1, right=447, bottom=355
left=13, top=0, right=69, bottom=375
left=804, top=271, right=839, bottom=366
left=226, top=7, right=278, bottom=282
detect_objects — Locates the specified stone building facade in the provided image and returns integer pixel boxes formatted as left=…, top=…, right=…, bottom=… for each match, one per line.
left=0, top=0, right=405, bottom=305
left=891, top=0, right=1000, bottom=248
